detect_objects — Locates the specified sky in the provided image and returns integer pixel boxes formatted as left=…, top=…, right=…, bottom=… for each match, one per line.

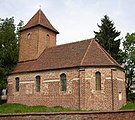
left=0, top=0, right=135, bottom=45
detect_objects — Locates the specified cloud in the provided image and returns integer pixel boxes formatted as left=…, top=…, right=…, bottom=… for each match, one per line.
left=0, top=0, right=135, bottom=44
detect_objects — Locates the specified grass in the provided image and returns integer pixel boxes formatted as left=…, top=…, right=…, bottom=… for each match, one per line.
left=121, top=102, right=135, bottom=110
left=0, top=103, right=79, bottom=113
left=0, top=102, right=135, bottom=113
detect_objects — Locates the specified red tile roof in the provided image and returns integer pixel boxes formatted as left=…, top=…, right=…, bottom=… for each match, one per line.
left=20, top=9, right=59, bottom=34
left=12, top=38, right=121, bottom=74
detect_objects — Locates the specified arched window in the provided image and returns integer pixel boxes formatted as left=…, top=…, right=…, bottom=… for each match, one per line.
left=60, top=73, right=67, bottom=91
left=46, top=34, right=50, bottom=41
left=95, top=72, right=101, bottom=90
left=36, top=76, right=40, bottom=92
left=46, top=34, right=50, bottom=47
left=27, top=33, right=31, bottom=40
left=15, top=77, right=20, bottom=92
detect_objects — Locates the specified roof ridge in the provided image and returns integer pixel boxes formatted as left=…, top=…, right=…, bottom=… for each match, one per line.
left=56, top=38, right=93, bottom=47
left=80, top=39, right=93, bottom=65
left=37, top=38, right=93, bottom=60
left=95, top=40, right=121, bottom=67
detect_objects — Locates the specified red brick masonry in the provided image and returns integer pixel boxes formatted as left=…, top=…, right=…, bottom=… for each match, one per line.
left=8, top=9, right=126, bottom=111
left=0, top=110, right=135, bottom=120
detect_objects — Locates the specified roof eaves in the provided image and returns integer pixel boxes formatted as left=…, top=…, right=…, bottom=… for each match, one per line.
left=20, top=24, right=59, bottom=34
left=11, top=64, right=123, bottom=75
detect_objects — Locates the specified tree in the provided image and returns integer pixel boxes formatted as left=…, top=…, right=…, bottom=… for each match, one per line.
left=16, top=20, right=24, bottom=41
left=122, top=33, right=135, bottom=95
left=94, top=15, right=121, bottom=63
left=0, top=17, right=23, bottom=90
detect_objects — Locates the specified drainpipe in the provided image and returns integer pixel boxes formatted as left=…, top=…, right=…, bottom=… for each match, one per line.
left=111, top=68, right=117, bottom=110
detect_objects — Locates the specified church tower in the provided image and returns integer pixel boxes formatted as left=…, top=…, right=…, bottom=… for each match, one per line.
left=19, top=9, right=59, bottom=62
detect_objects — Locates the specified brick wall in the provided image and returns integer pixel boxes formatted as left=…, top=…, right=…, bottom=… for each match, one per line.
left=19, top=26, right=57, bottom=62
left=7, top=67, right=126, bottom=111
left=85, top=68, right=126, bottom=110
left=7, top=68, right=80, bottom=109
left=0, top=110, right=135, bottom=120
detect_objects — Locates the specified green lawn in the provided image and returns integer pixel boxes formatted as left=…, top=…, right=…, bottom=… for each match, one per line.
left=0, top=102, right=134, bottom=113
left=0, top=103, right=79, bottom=113
left=121, top=102, right=135, bottom=110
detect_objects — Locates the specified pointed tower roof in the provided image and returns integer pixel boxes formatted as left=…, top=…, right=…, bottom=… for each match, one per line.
left=20, top=9, right=59, bottom=33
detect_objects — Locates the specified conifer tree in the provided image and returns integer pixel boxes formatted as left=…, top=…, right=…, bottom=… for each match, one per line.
left=94, top=15, right=121, bottom=63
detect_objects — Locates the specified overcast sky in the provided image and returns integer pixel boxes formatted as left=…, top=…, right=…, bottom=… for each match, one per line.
left=0, top=0, right=135, bottom=45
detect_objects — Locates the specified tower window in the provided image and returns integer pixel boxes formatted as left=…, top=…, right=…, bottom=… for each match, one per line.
left=36, top=76, right=40, bottom=92
left=27, top=33, right=31, bottom=40
left=15, top=77, right=20, bottom=92
left=46, top=34, right=50, bottom=48
left=95, top=72, right=101, bottom=90
left=46, top=34, right=50, bottom=41
left=60, top=73, right=67, bottom=91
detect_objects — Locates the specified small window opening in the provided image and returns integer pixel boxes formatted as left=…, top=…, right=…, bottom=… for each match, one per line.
left=46, top=34, right=50, bottom=48
left=95, top=72, right=101, bottom=90
left=27, top=33, right=31, bottom=40
left=36, top=76, right=40, bottom=92
left=46, top=34, right=50, bottom=41
left=119, top=92, right=122, bottom=101
left=15, top=77, right=20, bottom=92
left=60, top=73, right=67, bottom=91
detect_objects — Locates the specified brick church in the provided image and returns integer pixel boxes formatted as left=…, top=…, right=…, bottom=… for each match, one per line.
left=7, top=9, right=126, bottom=110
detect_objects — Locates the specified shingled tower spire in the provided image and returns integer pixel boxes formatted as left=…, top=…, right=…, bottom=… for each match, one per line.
left=19, top=9, right=59, bottom=62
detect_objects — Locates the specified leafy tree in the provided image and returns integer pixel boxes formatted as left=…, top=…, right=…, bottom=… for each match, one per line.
left=94, top=15, right=121, bottom=63
left=16, top=20, right=24, bottom=41
left=122, top=33, right=135, bottom=96
left=0, top=17, right=23, bottom=90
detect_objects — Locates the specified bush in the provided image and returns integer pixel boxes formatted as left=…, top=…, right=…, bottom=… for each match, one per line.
left=128, top=93, right=135, bottom=103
